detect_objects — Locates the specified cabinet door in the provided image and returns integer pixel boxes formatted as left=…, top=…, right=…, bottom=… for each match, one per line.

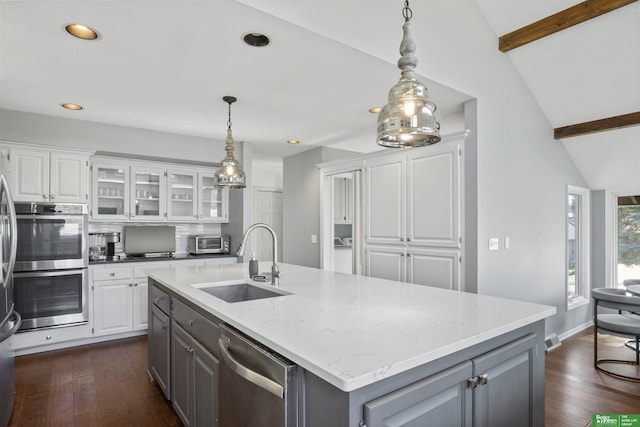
left=131, top=166, right=166, bottom=221
left=150, top=305, right=170, bottom=399
left=10, top=148, right=49, bottom=201
left=333, top=177, right=346, bottom=224
left=167, top=169, right=198, bottom=221
left=192, top=338, right=219, bottom=427
left=49, top=152, right=88, bottom=203
left=406, top=144, right=460, bottom=248
left=407, top=248, right=461, bottom=291
left=92, top=163, right=130, bottom=220
left=198, top=173, right=229, bottom=222
left=364, top=361, right=472, bottom=427
left=172, top=322, right=193, bottom=427
left=365, top=156, right=405, bottom=245
left=93, top=279, right=133, bottom=336
left=472, top=334, right=538, bottom=427
left=365, top=245, right=406, bottom=282
left=132, top=278, right=148, bottom=331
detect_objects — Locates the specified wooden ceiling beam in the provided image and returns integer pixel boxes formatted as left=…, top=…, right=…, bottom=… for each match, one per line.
left=554, top=112, right=640, bottom=139
left=499, top=0, right=638, bottom=52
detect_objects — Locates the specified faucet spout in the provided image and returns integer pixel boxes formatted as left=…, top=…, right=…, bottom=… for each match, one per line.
left=237, top=223, right=279, bottom=286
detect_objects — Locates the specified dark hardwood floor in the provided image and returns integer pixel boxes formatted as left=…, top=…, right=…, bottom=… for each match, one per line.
left=9, top=336, right=181, bottom=427
left=544, top=327, right=640, bottom=426
left=7, top=328, right=640, bottom=426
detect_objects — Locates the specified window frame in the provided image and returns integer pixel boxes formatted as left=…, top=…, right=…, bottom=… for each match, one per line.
left=566, top=185, right=590, bottom=310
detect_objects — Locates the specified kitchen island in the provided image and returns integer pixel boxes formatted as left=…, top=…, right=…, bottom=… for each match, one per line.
left=147, top=262, right=555, bottom=426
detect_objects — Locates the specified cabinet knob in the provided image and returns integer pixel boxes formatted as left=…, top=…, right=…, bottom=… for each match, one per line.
left=134, top=283, right=138, bottom=287
left=406, top=238, right=411, bottom=242
left=154, top=297, right=162, bottom=304
left=161, top=323, right=167, bottom=330
left=43, top=194, right=47, bottom=199
left=50, top=195, right=55, bottom=199
left=110, top=272, right=115, bottom=277
left=129, top=283, right=133, bottom=287
left=188, top=319, right=194, bottom=326
left=46, top=335, right=52, bottom=340
left=400, top=237, right=404, bottom=242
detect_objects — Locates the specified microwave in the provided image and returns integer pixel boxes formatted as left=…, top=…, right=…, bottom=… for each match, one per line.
left=187, top=235, right=230, bottom=255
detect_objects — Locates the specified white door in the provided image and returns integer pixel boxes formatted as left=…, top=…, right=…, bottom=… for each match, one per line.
left=365, top=155, right=405, bottom=245
left=365, top=245, right=406, bottom=282
left=406, top=144, right=460, bottom=248
left=254, top=189, right=283, bottom=262
left=49, top=152, right=88, bottom=203
left=93, top=280, right=133, bottom=336
left=10, top=148, right=49, bottom=201
left=407, top=248, right=460, bottom=291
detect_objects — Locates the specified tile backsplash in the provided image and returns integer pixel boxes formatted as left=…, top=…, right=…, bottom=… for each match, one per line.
left=88, top=222, right=222, bottom=255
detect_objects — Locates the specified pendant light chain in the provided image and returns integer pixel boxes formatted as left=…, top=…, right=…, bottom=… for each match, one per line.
left=402, top=0, right=412, bottom=22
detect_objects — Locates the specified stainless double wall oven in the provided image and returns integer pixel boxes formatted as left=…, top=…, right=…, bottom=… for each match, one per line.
left=13, top=202, right=89, bottom=331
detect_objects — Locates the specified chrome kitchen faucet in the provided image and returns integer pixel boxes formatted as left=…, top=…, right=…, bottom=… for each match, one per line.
left=237, top=223, right=280, bottom=286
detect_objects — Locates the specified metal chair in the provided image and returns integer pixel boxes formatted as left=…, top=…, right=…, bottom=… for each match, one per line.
left=592, top=287, right=640, bottom=381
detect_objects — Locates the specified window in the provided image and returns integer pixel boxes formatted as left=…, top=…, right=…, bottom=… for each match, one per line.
left=616, top=195, right=640, bottom=287
left=567, top=186, right=590, bottom=309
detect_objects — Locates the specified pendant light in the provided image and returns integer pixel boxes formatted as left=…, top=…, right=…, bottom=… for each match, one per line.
left=214, top=96, right=246, bottom=188
left=377, top=1, right=441, bottom=148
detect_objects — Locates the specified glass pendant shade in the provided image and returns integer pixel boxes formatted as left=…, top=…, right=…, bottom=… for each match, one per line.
left=377, top=4, right=441, bottom=148
left=214, top=96, right=246, bottom=189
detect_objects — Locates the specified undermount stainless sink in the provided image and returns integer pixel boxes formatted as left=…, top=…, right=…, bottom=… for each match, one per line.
left=197, top=283, right=288, bottom=303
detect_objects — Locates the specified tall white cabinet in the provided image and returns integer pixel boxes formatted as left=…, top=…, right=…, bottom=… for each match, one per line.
left=364, top=139, right=463, bottom=291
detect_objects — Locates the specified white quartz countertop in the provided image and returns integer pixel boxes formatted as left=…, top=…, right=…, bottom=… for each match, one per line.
left=147, top=262, right=556, bottom=392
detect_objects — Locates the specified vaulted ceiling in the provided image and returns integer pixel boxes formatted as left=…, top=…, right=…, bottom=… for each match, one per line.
left=1, top=0, right=638, bottom=189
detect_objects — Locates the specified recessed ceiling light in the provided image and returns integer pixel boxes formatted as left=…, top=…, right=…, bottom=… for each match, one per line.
left=61, top=103, right=83, bottom=110
left=369, top=107, right=382, bottom=114
left=242, top=32, right=270, bottom=47
left=65, top=24, right=99, bottom=40
left=287, top=139, right=300, bottom=145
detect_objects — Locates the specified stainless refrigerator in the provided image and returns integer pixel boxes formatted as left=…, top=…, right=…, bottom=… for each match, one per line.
left=0, top=164, right=20, bottom=426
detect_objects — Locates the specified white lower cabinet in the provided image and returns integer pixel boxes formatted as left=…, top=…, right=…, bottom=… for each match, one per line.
left=91, top=262, right=170, bottom=336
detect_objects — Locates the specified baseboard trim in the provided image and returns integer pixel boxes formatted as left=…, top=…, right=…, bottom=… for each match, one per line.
left=558, top=321, right=593, bottom=342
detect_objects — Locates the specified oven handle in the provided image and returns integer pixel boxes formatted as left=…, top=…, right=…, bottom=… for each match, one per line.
left=13, top=269, right=87, bottom=278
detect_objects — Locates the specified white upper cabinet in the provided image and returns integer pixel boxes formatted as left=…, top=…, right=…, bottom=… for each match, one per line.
left=167, top=169, right=198, bottom=221
left=10, top=147, right=89, bottom=203
left=91, top=159, right=228, bottom=223
left=197, top=172, right=228, bottom=223
left=406, top=144, right=460, bottom=248
left=130, top=165, right=166, bottom=222
left=333, top=176, right=354, bottom=224
left=91, top=162, right=131, bottom=220
left=365, top=154, right=405, bottom=245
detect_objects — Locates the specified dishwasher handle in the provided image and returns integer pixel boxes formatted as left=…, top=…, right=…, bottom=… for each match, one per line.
left=218, top=338, right=285, bottom=399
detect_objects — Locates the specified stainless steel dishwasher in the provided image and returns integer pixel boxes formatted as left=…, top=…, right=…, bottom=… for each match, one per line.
left=218, top=324, right=299, bottom=427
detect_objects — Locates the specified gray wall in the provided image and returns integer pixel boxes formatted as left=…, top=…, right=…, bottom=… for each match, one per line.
left=0, top=108, right=226, bottom=162
left=283, top=147, right=357, bottom=268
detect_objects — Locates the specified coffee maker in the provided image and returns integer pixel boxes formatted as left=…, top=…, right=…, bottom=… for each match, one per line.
left=89, top=232, right=121, bottom=261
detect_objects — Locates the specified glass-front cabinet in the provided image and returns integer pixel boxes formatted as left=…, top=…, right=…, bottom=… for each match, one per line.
left=131, top=166, right=166, bottom=221
left=198, top=173, right=228, bottom=222
left=91, top=163, right=130, bottom=220
left=91, top=161, right=229, bottom=223
left=167, top=169, right=197, bottom=221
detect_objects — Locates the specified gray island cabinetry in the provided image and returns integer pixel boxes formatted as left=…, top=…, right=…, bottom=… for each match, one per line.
left=147, top=263, right=554, bottom=427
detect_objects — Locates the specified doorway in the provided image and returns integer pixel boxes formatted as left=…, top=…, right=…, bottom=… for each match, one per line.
left=321, top=170, right=362, bottom=275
